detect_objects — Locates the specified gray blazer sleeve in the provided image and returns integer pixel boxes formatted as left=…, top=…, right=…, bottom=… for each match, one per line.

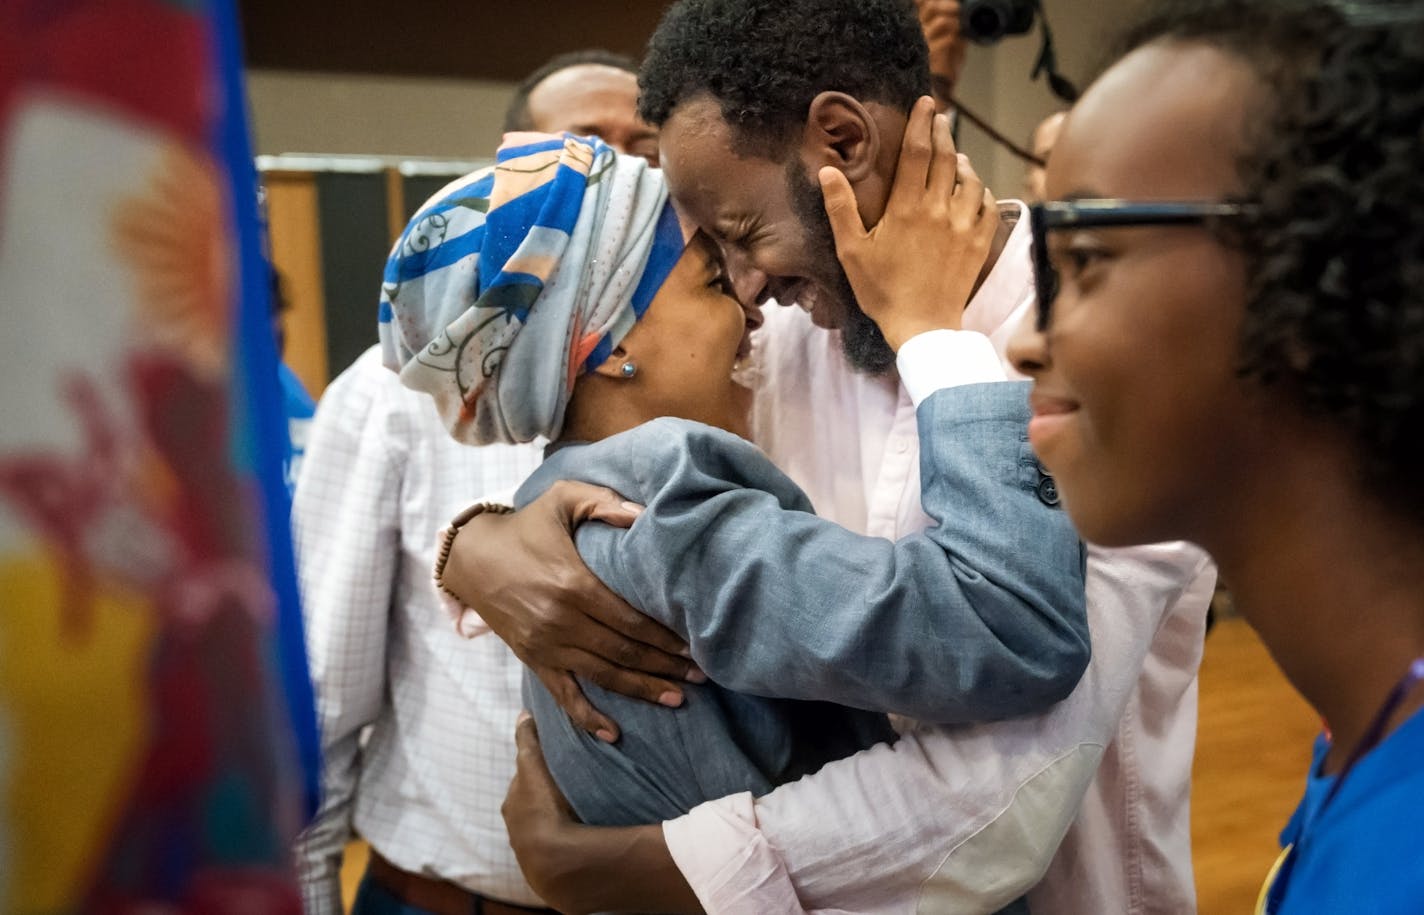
left=527, top=380, right=1088, bottom=724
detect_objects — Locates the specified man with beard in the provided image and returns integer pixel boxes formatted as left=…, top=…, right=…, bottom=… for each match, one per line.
left=434, top=1, right=1215, bottom=912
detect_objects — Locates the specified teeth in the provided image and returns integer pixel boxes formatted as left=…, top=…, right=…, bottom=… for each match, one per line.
left=732, top=347, right=762, bottom=388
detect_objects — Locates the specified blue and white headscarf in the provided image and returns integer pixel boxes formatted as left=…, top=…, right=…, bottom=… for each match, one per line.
left=379, top=133, right=687, bottom=445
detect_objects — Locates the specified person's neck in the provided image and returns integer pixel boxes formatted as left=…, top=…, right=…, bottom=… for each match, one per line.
left=557, top=378, right=649, bottom=448
left=1201, top=446, right=1424, bottom=774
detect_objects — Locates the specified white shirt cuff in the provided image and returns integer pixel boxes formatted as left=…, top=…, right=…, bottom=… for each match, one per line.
left=897, top=329, right=1007, bottom=408
left=663, top=794, right=804, bottom=913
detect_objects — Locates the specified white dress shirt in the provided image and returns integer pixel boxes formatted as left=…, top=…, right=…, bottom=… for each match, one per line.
left=662, top=203, right=1215, bottom=914
left=291, top=347, right=545, bottom=913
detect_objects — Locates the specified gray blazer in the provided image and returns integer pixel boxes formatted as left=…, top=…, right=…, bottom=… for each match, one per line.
left=517, top=381, right=1088, bottom=825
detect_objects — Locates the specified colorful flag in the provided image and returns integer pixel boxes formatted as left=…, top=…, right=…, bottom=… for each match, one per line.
left=0, top=1, right=318, bottom=911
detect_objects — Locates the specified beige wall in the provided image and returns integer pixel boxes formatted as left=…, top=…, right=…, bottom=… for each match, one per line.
left=246, top=70, right=518, bottom=160
left=246, top=0, right=1141, bottom=196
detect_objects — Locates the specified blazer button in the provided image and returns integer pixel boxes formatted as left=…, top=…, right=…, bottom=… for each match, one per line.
left=1037, top=475, right=1061, bottom=507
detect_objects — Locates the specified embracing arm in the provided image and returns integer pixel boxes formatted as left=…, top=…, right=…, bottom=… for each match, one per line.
left=578, top=380, right=1087, bottom=724
left=505, top=552, right=1216, bottom=915
left=503, top=715, right=701, bottom=915
left=662, top=549, right=1218, bottom=914
left=571, top=98, right=1086, bottom=722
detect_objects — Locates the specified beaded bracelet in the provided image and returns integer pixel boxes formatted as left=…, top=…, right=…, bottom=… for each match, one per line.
left=433, top=501, right=515, bottom=606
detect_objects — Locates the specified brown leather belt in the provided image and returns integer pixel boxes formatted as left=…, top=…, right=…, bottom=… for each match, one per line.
left=366, top=852, right=557, bottom=915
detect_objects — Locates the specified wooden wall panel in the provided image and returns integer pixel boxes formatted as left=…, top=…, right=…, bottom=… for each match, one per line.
left=264, top=173, right=329, bottom=397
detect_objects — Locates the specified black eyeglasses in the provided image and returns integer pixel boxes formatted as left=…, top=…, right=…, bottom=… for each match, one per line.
left=1029, top=199, right=1257, bottom=330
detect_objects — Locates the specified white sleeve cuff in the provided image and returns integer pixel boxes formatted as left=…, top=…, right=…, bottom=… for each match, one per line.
left=664, top=793, right=803, bottom=912
left=897, top=329, right=1007, bottom=408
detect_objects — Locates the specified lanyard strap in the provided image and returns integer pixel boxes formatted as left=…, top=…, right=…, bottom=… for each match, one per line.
left=1317, top=655, right=1424, bottom=814
left=1263, top=656, right=1424, bottom=914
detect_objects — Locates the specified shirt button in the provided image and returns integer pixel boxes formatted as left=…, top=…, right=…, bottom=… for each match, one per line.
left=1037, top=475, right=1061, bottom=507
left=894, top=439, right=910, bottom=454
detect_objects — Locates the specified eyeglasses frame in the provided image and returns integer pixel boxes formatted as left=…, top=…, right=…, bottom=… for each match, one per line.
left=1029, top=199, right=1258, bottom=330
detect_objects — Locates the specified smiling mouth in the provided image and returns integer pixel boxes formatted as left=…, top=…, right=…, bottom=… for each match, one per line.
left=737, top=327, right=755, bottom=360
left=1029, top=392, right=1079, bottom=417
left=737, top=301, right=764, bottom=361
left=1026, top=391, right=1079, bottom=455
left=732, top=314, right=763, bottom=385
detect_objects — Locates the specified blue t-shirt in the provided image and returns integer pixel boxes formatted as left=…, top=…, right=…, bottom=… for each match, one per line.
left=1264, top=706, right=1424, bottom=913
left=277, top=362, right=315, bottom=494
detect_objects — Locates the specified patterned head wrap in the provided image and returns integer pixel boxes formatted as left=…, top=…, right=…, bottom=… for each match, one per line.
left=378, top=133, right=687, bottom=445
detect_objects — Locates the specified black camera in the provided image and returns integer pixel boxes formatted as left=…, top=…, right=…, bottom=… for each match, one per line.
left=961, top=0, right=1037, bottom=44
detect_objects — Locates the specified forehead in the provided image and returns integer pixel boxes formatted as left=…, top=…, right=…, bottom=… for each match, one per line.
left=658, top=97, right=786, bottom=227
left=1049, top=43, right=1260, bottom=199
left=527, top=65, right=640, bottom=127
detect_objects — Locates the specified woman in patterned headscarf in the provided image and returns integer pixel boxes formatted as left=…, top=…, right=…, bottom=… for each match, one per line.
left=382, top=133, right=1087, bottom=833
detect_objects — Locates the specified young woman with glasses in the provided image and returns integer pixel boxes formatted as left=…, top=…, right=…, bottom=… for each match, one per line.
left=1007, top=1, right=1424, bottom=911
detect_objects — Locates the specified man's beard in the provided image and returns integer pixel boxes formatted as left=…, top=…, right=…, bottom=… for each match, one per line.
left=786, top=163, right=897, bottom=375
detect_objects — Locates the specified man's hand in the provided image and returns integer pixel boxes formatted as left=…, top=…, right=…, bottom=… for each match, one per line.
left=503, top=713, right=585, bottom=911
left=916, top=0, right=968, bottom=103
left=503, top=715, right=702, bottom=915
left=819, top=95, right=998, bottom=351
left=442, top=480, right=702, bottom=742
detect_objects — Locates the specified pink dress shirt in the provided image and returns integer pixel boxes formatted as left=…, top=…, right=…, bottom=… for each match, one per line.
left=662, top=203, right=1215, bottom=914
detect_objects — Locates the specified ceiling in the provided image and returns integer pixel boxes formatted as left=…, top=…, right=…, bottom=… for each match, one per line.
left=240, top=1, right=673, bottom=82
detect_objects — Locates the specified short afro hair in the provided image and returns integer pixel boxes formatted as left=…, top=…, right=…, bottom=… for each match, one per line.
left=638, top=0, right=931, bottom=156
left=1116, top=0, right=1424, bottom=517
left=503, top=49, right=640, bottom=133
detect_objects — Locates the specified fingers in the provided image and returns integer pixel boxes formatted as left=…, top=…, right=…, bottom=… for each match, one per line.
left=533, top=666, right=621, bottom=743
left=584, top=665, right=688, bottom=709
left=889, top=96, right=937, bottom=208
left=585, top=498, right=644, bottom=529
left=927, top=111, right=960, bottom=199
left=576, top=576, right=692, bottom=662
left=510, top=711, right=575, bottom=817
left=818, top=166, right=866, bottom=257
left=545, top=480, right=638, bottom=530
left=571, top=614, right=698, bottom=681
left=977, top=186, right=1000, bottom=244
left=949, top=154, right=986, bottom=229
left=514, top=709, right=540, bottom=754
left=564, top=645, right=689, bottom=708
left=920, top=0, right=962, bottom=41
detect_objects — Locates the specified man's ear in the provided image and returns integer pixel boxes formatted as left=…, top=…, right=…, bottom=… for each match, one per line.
left=802, top=91, right=881, bottom=183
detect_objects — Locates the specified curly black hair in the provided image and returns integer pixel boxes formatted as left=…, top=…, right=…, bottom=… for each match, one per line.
left=503, top=50, right=640, bottom=133
left=1116, top=0, right=1424, bottom=519
left=638, top=0, right=931, bottom=155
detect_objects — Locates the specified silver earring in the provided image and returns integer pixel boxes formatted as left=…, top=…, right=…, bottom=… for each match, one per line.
left=620, top=361, right=637, bottom=378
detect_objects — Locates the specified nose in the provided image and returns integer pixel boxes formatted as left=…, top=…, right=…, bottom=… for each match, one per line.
left=1006, top=308, right=1049, bottom=379
left=723, top=248, right=770, bottom=308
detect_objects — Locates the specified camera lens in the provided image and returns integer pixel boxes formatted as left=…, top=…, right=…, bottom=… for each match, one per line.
left=967, top=2, right=1009, bottom=41
left=962, top=0, right=1037, bottom=45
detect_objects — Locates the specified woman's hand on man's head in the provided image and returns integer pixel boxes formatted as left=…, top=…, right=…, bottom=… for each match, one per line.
left=819, top=95, right=999, bottom=352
